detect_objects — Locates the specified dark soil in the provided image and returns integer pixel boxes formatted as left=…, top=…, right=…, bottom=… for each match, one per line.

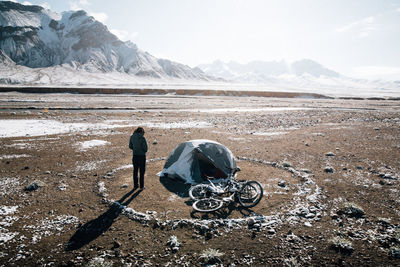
left=0, top=92, right=399, bottom=266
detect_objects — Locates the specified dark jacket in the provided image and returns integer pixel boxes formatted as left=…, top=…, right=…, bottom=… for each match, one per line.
left=129, top=132, right=148, bottom=156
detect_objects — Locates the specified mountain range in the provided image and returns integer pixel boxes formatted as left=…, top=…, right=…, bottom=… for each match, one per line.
left=0, top=1, right=213, bottom=84
left=198, top=59, right=340, bottom=82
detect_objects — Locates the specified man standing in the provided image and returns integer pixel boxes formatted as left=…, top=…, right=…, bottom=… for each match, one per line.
left=129, top=127, right=148, bottom=190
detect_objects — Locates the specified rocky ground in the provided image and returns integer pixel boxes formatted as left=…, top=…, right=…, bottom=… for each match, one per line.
left=0, top=92, right=399, bottom=266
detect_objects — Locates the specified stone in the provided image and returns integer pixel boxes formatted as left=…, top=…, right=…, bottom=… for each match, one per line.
left=324, top=166, right=334, bottom=173
left=304, top=222, right=312, bottom=227
left=325, top=152, right=335, bottom=156
left=58, top=183, right=67, bottom=191
left=112, top=241, right=121, bottom=249
left=247, top=217, right=255, bottom=226
left=25, top=180, right=45, bottom=191
left=389, top=247, right=400, bottom=259
left=267, top=228, right=276, bottom=235
left=305, top=213, right=316, bottom=219
left=282, top=161, right=291, bottom=168
left=153, top=139, right=158, bottom=145
left=277, top=180, right=286, bottom=187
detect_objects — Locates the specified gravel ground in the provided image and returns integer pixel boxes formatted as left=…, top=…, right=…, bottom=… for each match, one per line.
left=0, top=92, right=399, bottom=266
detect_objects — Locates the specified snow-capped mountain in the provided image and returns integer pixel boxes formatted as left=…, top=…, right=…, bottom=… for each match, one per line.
left=197, top=59, right=400, bottom=98
left=198, top=59, right=340, bottom=82
left=0, top=1, right=213, bottom=82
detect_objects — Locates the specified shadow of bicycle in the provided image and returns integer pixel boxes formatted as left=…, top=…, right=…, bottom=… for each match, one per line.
left=190, top=202, right=255, bottom=220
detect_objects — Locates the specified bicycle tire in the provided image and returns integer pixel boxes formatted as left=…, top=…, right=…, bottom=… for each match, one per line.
left=192, top=198, right=224, bottom=213
left=189, top=184, right=214, bottom=201
left=238, top=181, right=263, bottom=208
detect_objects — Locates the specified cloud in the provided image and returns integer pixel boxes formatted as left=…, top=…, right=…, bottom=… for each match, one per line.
left=69, top=0, right=90, bottom=11
left=352, top=66, right=400, bottom=80
left=110, top=29, right=138, bottom=42
left=22, top=1, right=33, bottom=5
left=89, top=12, right=108, bottom=23
left=335, top=16, right=376, bottom=38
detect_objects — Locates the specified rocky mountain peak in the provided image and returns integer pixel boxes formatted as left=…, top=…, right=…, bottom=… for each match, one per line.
left=0, top=1, right=213, bottom=81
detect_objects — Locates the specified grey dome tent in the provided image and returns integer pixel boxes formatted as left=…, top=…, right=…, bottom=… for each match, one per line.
left=159, top=140, right=237, bottom=184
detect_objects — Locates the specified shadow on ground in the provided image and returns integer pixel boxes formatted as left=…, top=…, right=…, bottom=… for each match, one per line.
left=159, top=176, right=191, bottom=198
left=190, top=203, right=255, bottom=220
left=66, top=189, right=142, bottom=251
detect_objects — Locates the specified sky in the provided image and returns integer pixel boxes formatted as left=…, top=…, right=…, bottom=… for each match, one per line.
left=3, top=0, right=400, bottom=80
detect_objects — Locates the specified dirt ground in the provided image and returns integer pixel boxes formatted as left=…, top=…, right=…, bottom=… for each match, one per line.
left=0, top=92, right=399, bottom=266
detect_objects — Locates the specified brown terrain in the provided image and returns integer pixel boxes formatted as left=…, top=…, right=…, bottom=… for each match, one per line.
left=0, top=91, right=399, bottom=266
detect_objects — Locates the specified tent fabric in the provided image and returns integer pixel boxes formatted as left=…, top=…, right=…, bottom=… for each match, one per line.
left=159, top=139, right=236, bottom=184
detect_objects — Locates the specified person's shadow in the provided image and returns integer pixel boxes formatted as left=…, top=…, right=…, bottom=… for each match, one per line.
left=66, top=188, right=142, bottom=251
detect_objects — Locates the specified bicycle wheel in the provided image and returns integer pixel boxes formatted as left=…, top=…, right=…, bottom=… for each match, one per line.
left=189, top=184, right=214, bottom=201
left=192, top=198, right=224, bottom=212
left=238, top=181, right=263, bottom=208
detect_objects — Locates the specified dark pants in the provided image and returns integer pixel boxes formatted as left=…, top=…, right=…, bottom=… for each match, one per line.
left=133, top=155, right=146, bottom=188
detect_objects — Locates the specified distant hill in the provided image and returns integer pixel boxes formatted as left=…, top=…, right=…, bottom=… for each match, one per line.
left=198, top=59, right=340, bottom=82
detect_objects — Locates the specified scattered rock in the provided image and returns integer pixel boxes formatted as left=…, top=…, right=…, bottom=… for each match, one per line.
left=305, top=213, right=316, bottom=219
left=153, top=139, right=158, bottom=145
left=247, top=217, right=255, bottom=227
left=24, top=166, right=29, bottom=170
left=166, top=235, right=180, bottom=253
left=329, top=236, right=354, bottom=254
left=304, top=222, right=312, bottom=227
left=199, top=248, right=224, bottom=265
left=267, top=228, right=276, bottom=235
left=44, top=171, right=51, bottom=174
left=325, top=152, right=335, bottom=156
left=341, top=202, right=365, bottom=218
left=389, top=247, right=400, bottom=259
left=356, top=166, right=363, bottom=170
left=25, top=180, right=45, bottom=191
left=282, top=161, right=292, bottom=168
left=277, top=180, right=287, bottom=188
left=121, top=184, right=128, bottom=189
left=324, top=166, right=334, bottom=173
left=112, top=241, right=121, bottom=249
left=58, top=183, right=67, bottom=191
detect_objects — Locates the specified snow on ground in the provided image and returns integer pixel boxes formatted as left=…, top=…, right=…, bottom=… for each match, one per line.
left=0, top=206, right=18, bottom=216
left=186, top=107, right=311, bottom=113
left=0, top=177, right=20, bottom=197
left=142, top=121, right=211, bottom=129
left=252, top=132, right=288, bottom=136
left=0, top=154, right=30, bottom=160
left=76, top=160, right=107, bottom=171
left=79, top=140, right=110, bottom=151
left=0, top=205, right=19, bottom=245
left=0, top=119, right=214, bottom=138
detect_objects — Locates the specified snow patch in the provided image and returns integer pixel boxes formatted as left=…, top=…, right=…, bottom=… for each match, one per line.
left=0, top=206, right=18, bottom=216
left=0, top=154, right=30, bottom=160
left=0, top=177, right=20, bottom=196
left=143, top=121, right=211, bottom=129
left=0, top=119, right=137, bottom=138
left=79, top=140, right=110, bottom=150
left=76, top=160, right=107, bottom=171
